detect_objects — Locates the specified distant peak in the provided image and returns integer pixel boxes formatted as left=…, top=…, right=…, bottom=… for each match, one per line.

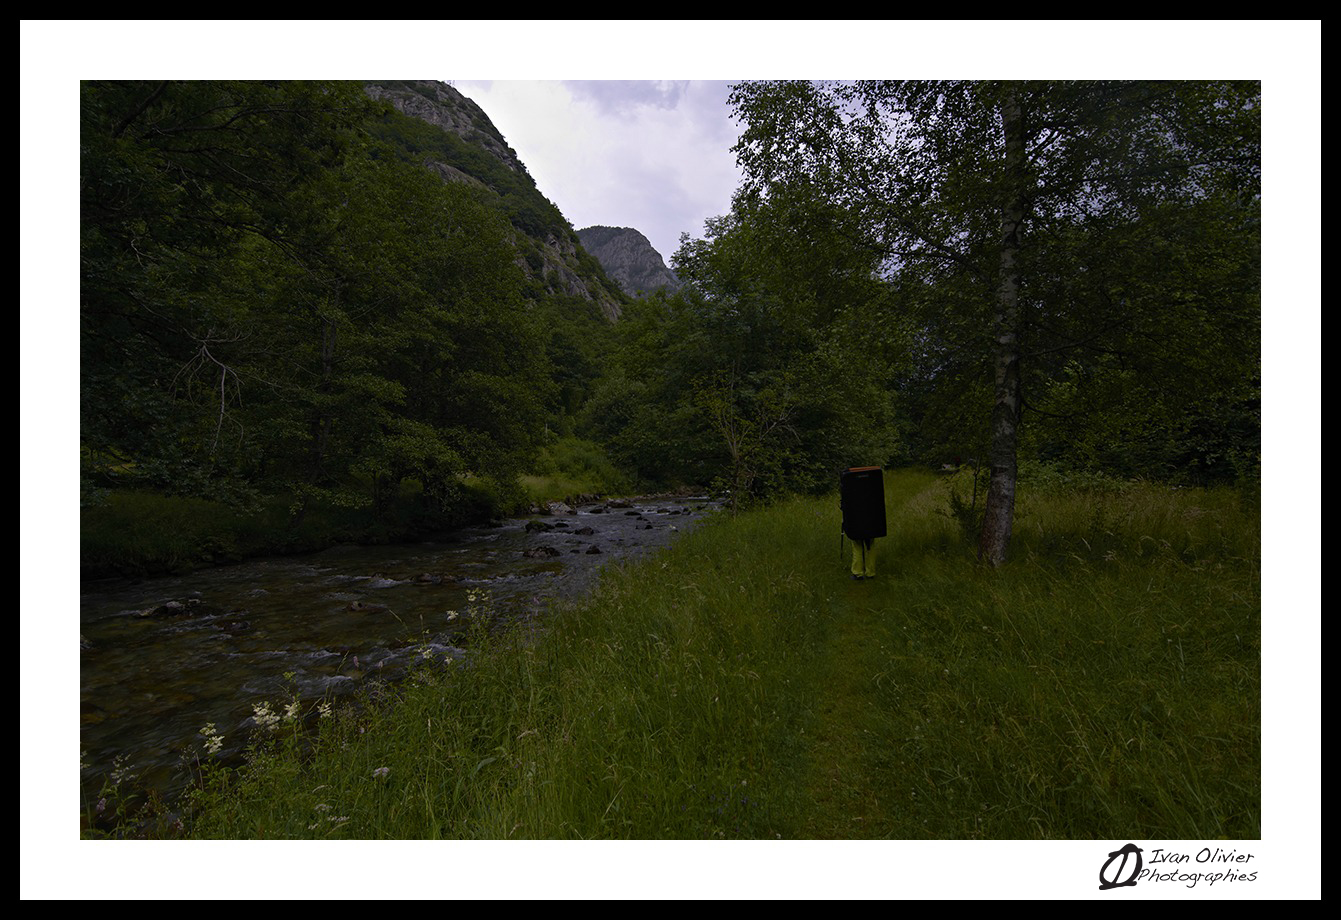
left=577, top=226, right=681, bottom=296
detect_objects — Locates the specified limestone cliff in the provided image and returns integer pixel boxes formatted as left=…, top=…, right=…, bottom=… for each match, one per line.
left=576, top=226, right=683, bottom=296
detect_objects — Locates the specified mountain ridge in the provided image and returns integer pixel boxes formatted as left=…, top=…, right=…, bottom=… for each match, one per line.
left=576, top=225, right=682, bottom=296
left=365, top=80, right=626, bottom=321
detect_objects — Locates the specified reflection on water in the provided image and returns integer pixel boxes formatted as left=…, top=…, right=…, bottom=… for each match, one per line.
left=80, top=498, right=714, bottom=804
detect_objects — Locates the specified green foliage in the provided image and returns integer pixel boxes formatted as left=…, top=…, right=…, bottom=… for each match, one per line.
left=364, top=101, right=571, bottom=241
left=81, top=479, right=504, bottom=577
left=726, top=80, right=1261, bottom=491
left=582, top=184, right=907, bottom=498
left=531, top=293, right=617, bottom=423
left=523, top=436, right=632, bottom=502
left=81, top=80, right=551, bottom=522
left=941, top=465, right=988, bottom=543
left=1019, top=192, right=1261, bottom=484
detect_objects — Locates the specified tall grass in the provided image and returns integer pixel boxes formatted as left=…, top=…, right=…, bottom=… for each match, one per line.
left=179, top=469, right=1259, bottom=839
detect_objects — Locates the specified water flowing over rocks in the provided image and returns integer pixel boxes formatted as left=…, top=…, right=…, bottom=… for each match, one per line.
left=80, top=495, right=716, bottom=806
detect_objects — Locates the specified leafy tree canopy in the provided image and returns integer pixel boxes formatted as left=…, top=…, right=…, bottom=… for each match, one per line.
left=82, top=80, right=548, bottom=513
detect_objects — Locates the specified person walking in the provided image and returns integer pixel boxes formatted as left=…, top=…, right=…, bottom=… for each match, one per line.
left=840, top=466, right=886, bottom=580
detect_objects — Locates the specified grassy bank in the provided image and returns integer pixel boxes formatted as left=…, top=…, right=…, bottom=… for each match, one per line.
left=81, top=438, right=633, bottom=578
left=172, top=469, right=1259, bottom=839
left=79, top=483, right=498, bottom=579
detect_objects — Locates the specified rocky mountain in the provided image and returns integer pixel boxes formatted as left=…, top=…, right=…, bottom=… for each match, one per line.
left=365, top=81, right=626, bottom=321
left=576, top=226, right=682, bottom=296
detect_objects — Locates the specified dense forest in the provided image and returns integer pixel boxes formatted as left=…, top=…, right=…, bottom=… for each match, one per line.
left=81, top=79, right=1260, bottom=569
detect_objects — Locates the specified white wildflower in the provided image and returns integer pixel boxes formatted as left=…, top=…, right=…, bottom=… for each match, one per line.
left=253, top=700, right=281, bottom=731
left=284, top=699, right=302, bottom=722
left=200, top=722, right=225, bottom=755
left=317, top=701, right=332, bottom=719
left=372, top=766, right=390, bottom=779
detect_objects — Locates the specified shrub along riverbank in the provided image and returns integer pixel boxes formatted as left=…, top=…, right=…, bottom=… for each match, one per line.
left=79, top=484, right=497, bottom=579
left=81, top=437, right=634, bottom=579
left=165, top=468, right=1258, bottom=839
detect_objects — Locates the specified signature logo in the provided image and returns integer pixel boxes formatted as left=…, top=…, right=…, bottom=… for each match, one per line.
left=1099, top=843, right=1144, bottom=890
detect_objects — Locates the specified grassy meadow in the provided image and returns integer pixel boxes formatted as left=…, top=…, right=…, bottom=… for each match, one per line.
left=165, top=468, right=1259, bottom=839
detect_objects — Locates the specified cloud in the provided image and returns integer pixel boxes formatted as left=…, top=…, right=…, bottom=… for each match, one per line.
left=563, top=80, right=690, bottom=117
left=455, top=79, right=743, bottom=264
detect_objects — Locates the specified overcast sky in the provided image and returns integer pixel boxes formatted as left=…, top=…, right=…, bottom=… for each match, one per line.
left=454, top=79, right=742, bottom=265
left=22, top=19, right=1322, bottom=900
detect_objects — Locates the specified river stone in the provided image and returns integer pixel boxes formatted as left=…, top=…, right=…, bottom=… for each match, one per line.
left=546, top=501, right=573, bottom=515
left=348, top=601, right=392, bottom=613
left=573, top=526, right=596, bottom=535
left=524, top=546, right=562, bottom=558
left=136, top=598, right=222, bottom=618
left=585, top=545, right=602, bottom=555
left=136, top=600, right=184, bottom=618
left=525, top=520, right=554, bottom=533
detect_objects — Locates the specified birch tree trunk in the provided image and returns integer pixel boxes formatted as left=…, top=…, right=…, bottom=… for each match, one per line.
left=979, top=86, right=1025, bottom=566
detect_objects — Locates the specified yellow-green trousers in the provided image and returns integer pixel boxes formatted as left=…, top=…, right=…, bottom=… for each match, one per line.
left=850, top=537, right=876, bottom=578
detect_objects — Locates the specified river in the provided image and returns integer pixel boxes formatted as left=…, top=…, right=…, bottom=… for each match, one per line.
left=79, top=496, right=716, bottom=809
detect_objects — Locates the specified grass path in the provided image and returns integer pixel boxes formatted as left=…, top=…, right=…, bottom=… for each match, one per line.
left=794, top=472, right=943, bottom=837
